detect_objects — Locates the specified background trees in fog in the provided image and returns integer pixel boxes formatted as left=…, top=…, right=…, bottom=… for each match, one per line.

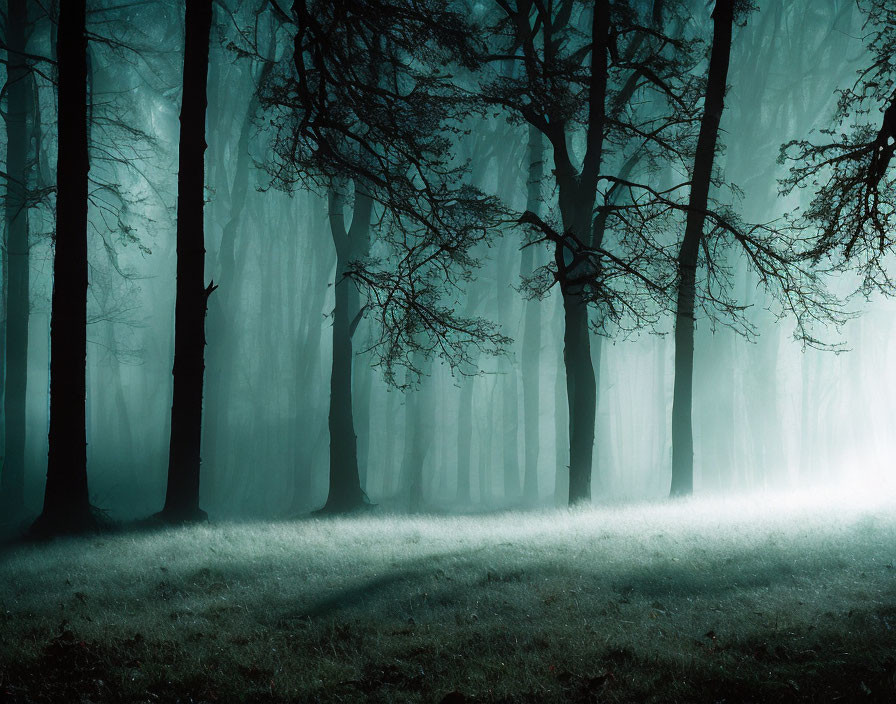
left=1, top=0, right=894, bottom=532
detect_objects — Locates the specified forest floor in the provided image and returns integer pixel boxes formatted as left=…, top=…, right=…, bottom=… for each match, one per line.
left=1, top=488, right=895, bottom=703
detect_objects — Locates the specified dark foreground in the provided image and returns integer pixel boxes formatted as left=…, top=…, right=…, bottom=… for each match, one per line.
left=1, top=491, right=895, bottom=703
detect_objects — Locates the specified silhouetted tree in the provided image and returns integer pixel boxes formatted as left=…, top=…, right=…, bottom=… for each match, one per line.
left=669, top=0, right=737, bottom=497
left=33, top=0, right=92, bottom=534
left=263, top=0, right=506, bottom=512
left=160, top=0, right=215, bottom=522
left=667, top=0, right=852, bottom=495
left=325, top=182, right=372, bottom=511
left=781, top=0, right=896, bottom=295
left=478, top=0, right=697, bottom=504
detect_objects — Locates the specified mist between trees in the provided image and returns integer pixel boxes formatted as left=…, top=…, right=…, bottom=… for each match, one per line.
left=1, top=0, right=895, bottom=532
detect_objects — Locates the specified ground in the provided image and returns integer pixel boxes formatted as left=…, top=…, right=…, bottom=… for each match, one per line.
left=1, top=487, right=895, bottom=703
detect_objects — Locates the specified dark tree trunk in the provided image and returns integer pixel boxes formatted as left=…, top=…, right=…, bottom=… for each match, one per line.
left=321, top=184, right=372, bottom=513
left=670, top=0, right=735, bottom=497
left=34, top=0, right=91, bottom=534
left=550, top=0, right=609, bottom=506
left=161, top=0, right=214, bottom=522
left=1, top=0, right=33, bottom=516
left=559, top=281, right=596, bottom=504
left=555, top=176, right=602, bottom=507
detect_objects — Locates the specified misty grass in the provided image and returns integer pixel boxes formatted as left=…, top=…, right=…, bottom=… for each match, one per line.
left=2, top=491, right=896, bottom=702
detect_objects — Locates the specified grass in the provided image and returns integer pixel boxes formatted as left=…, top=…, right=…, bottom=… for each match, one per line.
left=1, top=487, right=895, bottom=703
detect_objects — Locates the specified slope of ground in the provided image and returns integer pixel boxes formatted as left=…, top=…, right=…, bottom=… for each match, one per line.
left=1, top=487, right=895, bottom=702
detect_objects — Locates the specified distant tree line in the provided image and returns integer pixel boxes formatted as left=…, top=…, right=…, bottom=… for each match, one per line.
left=0, top=0, right=889, bottom=534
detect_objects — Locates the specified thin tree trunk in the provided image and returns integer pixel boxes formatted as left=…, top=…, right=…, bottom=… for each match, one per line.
left=670, top=0, right=735, bottom=497
left=35, top=0, right=91, bottom=534
left=1, top=0, right=33, bottom=515
left=161, top=0, right=214, bottom=521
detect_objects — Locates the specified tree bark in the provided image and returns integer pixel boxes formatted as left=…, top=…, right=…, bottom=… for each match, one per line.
left=35, top=0, right=91, bottom=534
left=321, top=184, right=372, bottom=513
left=1, top=0, right=33, bottom=515
left=161, top=0, right=214, bottom=521
left=550, top=0, right=609, bottom=506
left=670, top=0, right=735, bottom=497
left=560, top=282, right=596, bottom=504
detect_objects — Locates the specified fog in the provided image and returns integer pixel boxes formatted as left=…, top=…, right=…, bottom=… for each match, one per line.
left=2, top=0, right=895, bottom=522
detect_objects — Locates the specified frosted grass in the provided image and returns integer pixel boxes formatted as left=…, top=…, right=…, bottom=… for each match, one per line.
left=1, top=488, right=895, bottom=702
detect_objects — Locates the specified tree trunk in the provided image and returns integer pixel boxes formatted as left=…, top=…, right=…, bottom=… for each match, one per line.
left=322, top=184, right=372, bottom=513
left=161, top=0, right=213, bottom=521
left=670, top=0, right=735, bottom=497
left=35, top=0, right=92, bottom=534
left=560, top=285, right=596, bottom=504
left=1, top=0, right=33, bottom=516
left=556, top=179, right=600, bottom=507
left=550, top=0, right=609, bottom=506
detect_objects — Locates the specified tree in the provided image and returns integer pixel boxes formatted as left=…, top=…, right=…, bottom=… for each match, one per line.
left=780, top=0, right=896, bottom=296
left=159, top=0, right=215, bottom=522
left=263, top=0, right=507, bottom=513
left=33, top=0, right=92, bottom=534
left=324, top=182, right=372, bottom=512
left=489, top=0, right=838, bottom=501
left=666, top=0, right=851, bottom=495
left=477, top=0, right=697, bottom=504
left=669, top=0, right=737, bottom=496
